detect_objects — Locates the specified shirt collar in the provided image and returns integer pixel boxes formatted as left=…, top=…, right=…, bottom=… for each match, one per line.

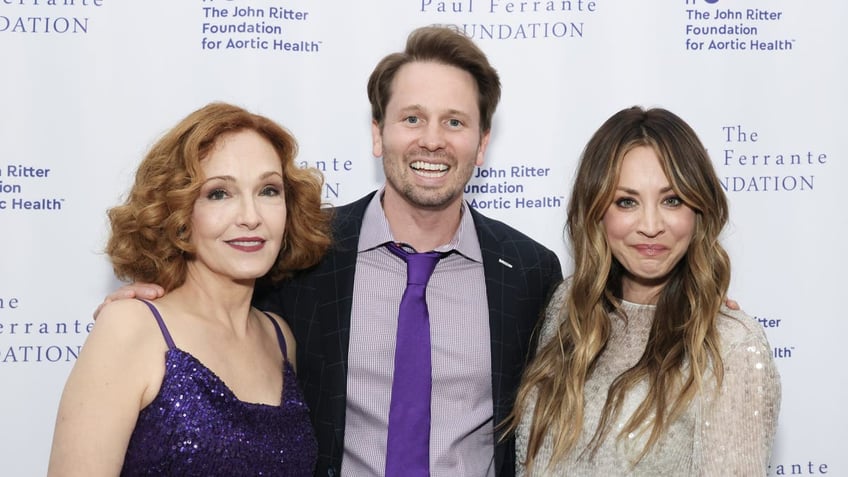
left=358, top=186, right=483, bottom=262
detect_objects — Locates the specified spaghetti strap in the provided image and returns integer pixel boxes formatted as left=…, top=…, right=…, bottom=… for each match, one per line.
left=260, top=311, right=288, bottom=359
left=137, top=299, right=176, bottom=350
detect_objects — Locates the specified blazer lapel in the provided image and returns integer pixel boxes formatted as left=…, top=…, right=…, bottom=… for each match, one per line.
left=471, top=208, right=519, bottom=476
left=313, top=192, right=375, bottom=462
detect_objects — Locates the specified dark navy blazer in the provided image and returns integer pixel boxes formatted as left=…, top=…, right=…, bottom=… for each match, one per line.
left=257, top=191, right=563, bottom=477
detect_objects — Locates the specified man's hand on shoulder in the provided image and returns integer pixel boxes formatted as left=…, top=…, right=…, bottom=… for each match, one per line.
left=725, top=298, right=740, bottom=311
left=93, top=283, right=165, bottom=319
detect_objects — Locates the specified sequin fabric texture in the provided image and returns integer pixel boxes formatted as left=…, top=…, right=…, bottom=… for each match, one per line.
left=121, top=303, right=317, bottom=476
left=516, top=282, right=781, bottom=476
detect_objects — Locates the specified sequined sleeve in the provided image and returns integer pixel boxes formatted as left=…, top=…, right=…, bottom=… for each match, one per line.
left=697, top=312, right=782, bottom=476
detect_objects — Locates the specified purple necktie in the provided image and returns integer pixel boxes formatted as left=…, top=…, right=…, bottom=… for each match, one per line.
left=384, top=242, right=443, bottom=477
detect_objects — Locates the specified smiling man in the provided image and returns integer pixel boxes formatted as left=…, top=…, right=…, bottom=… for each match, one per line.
left=262, top=26, right=563, bottom=477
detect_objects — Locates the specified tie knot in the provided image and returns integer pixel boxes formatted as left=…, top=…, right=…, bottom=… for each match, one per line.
left=386, top=242, right=443, bottom=286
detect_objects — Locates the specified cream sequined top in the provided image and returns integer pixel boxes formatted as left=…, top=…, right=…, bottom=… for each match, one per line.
left=516, top=282, right=781, bottom=476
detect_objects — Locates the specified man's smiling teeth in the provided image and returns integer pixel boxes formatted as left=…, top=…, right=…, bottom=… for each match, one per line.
left=411, top=161, right=448, bottom=177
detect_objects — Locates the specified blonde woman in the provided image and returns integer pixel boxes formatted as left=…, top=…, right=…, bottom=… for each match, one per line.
left=510, top=106, right=781, bottom=476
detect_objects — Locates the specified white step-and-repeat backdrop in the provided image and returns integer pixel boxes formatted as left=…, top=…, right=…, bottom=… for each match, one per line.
left=1, top=0, right=845, bottom=474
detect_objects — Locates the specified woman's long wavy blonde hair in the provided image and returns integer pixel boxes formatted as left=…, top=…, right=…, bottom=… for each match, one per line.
left=507, top=106, right=731, bottom=472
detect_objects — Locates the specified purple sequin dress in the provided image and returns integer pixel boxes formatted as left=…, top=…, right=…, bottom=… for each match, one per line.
left=120, top=300, right=317, bottom=476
